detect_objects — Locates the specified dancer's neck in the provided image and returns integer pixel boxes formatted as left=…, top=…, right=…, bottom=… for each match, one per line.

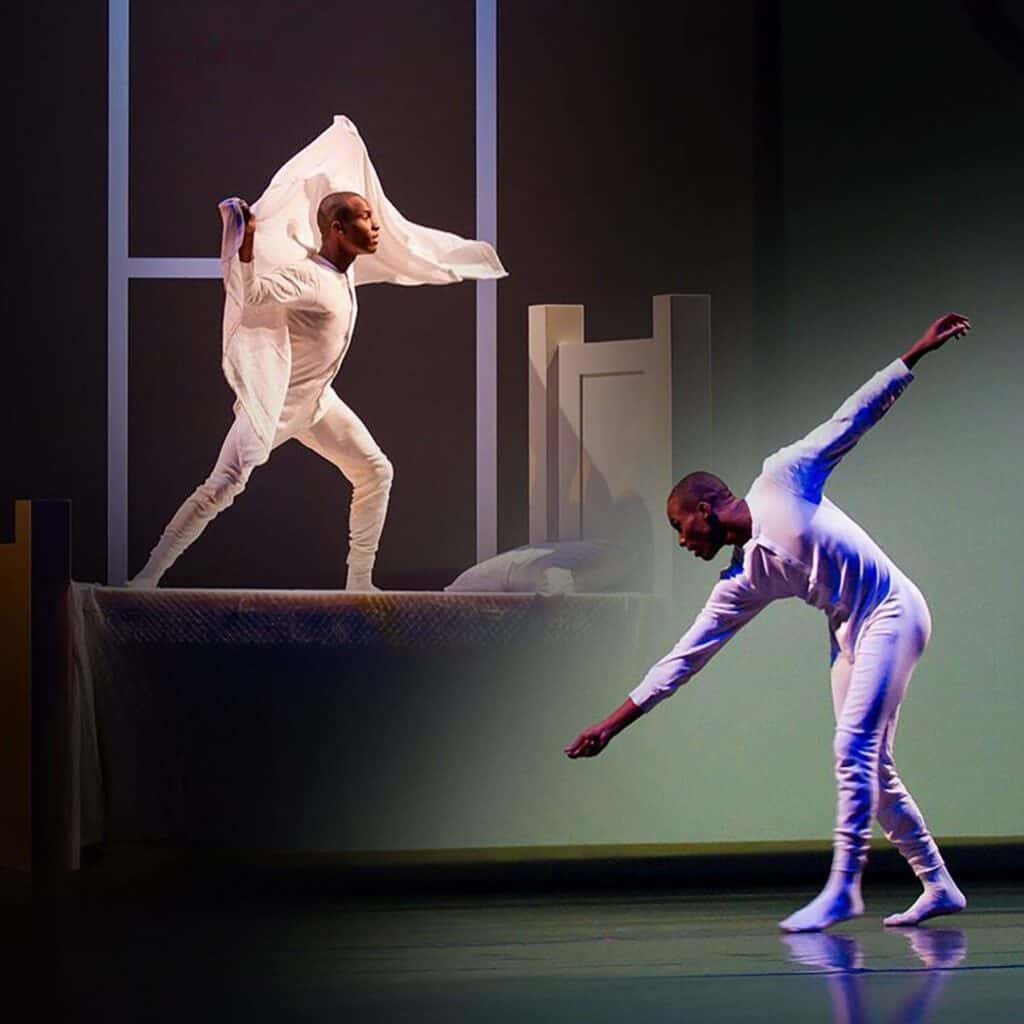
left=317, top=245, right=355, bottom=274
left=718, top=497, right=753, bottom=547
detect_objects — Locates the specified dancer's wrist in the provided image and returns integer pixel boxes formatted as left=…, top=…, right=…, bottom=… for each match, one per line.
left=606, top=698, right=644, bottom=735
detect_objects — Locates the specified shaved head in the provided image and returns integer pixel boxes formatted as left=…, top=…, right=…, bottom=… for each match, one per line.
left=317, top=191, right=364, bottom=239
left=669, top=472, right=733, bottom=512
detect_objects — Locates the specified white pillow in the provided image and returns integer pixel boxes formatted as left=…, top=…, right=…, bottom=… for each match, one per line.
left=444, top=540, right=634, bottom=595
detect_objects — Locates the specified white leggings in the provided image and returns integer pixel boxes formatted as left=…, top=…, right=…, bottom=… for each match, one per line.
left=137, top=389, right=393, bottom=585
left=830, top=581, right=943, bottom=877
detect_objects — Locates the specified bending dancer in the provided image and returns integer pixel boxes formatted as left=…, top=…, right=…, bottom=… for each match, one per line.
left=565, top=313, right=971, bottom=932
left=130, top=116, right=505, bottom=589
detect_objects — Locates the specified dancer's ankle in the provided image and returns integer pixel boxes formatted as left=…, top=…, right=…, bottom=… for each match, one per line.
left=126, top=572, right=160, bottom=589
left=918, top=864, right=953, bottom=889
left=827, top=867, right=862, bottom=895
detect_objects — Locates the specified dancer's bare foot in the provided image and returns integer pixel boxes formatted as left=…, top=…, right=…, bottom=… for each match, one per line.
left=883, top=868, right=966, bottom=927
left=779, top=875, right=864, bottom=933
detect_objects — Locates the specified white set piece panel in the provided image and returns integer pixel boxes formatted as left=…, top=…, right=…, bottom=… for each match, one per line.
left=656, top=293, right=712, bottom=480
left=527, top=305, right=585, bottom=547
left=527, top=294, right=713, bottom=597
left=557, top=333, right=671, bottom=597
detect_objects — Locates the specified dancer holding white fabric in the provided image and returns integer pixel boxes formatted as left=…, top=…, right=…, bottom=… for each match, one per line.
left=565, top=313, right=971, bottom=932
left=131, top=118, right=505, bottom=589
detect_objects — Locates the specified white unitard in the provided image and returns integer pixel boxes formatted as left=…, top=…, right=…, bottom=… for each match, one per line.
left=135, top=254, right=392, bottom=587
left=630, top=360, right=944, bottom=877
left=133, top=117, right=506, bottom=589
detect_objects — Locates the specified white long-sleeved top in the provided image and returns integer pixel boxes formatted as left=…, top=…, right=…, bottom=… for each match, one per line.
left=239, top=256, right=356, bottom=439
left=629, top=359, right=916, bottom=712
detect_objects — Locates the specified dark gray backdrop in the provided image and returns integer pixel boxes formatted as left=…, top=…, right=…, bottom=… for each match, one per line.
left=7, top=2, right=1020, bottom=595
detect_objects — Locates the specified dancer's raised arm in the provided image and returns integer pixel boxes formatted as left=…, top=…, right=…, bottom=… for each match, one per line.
left=238, top=200, right=256, bottom=263
left=764, top=313, right=971, bottom=502
left=233, top=199, right=322, bottom=309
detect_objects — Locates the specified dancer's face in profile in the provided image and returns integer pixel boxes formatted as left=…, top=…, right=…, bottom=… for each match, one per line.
left=334, top=195, right=380, bottom=255
left=667, top=494, right=726, bottom=561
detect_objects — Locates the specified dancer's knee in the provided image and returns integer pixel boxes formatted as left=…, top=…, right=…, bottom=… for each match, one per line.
left=375, top=453, right=394, bottom=489
left=360, top=452, right=393, bottom=494
left=196, top=465, right=251, bottom=513
left=833, top=729, right=878, bottom=787
left=876, top=759, right=904, bottom=799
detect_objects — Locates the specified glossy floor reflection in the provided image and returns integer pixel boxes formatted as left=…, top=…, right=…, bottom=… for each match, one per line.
left=782, top=929, right=968, bottom=1023
left=36, top=869, right=1024, bottom=1022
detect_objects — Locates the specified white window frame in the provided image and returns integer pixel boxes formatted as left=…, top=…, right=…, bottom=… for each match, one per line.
left=107, top=0, right=498, bottom=582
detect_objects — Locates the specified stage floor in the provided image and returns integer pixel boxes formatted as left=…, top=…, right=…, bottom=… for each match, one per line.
left=25, top=860, right=1024, bottom=1022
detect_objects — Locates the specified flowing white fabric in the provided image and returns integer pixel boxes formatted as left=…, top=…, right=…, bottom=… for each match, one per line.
left=218, top=115, right=507, bottom=458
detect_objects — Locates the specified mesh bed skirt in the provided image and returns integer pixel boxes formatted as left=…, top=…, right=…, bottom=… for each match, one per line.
left=71, top=585, right=670, bottom=854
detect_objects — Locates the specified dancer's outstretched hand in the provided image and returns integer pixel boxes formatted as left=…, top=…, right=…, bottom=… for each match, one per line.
left=564, top=724, right=614, bottom=758
left=903, top=313, right=971, bottom=368
left=565, top=699, right=644, bottom=758
left=919, top=312, right=971, bottom=351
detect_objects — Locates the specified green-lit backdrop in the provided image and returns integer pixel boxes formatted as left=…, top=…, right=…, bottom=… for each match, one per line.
left=611, top=1, right=1024, bottom=847
left=444, top=2, right=1023, bottom=851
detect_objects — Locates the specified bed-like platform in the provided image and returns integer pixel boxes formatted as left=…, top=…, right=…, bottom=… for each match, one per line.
left=5, top=294, right=713, bottom=871
left=72, top=585, right=669, bottom=853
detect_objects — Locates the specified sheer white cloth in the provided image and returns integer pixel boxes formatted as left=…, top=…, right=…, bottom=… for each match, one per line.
left=218, top=115, right=507, bottom=459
